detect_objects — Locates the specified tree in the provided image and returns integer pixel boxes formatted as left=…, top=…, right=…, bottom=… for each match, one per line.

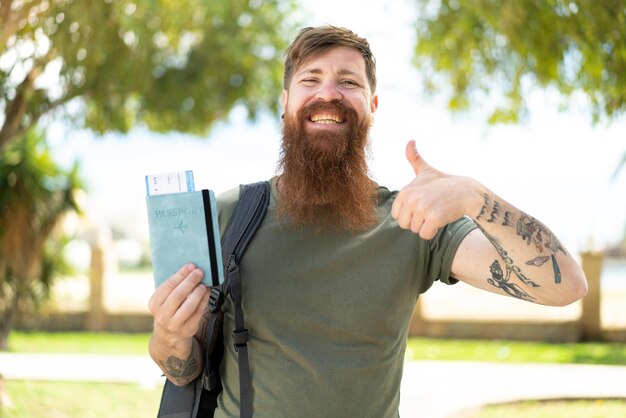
left=0, top=0, right=296, bottom=348
left=0, top=0, right=296, bottom=150
left=0, top=128, right=81, bottom=350
left=412, top=0, right=626, bottom=124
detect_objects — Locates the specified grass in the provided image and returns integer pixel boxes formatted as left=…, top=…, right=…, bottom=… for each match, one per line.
left=405, top=337, right=626, bottom=365
left=3, top=333, right=159, bottom=417
left=7, top=331, right=151, bottom=355
left=3, top=333, right=626, bottom=417
left=7, top=332, right=626, bottom=365
left=458, top=399, right=626, bottom=418
left=1, top=381, right=162, bottom=418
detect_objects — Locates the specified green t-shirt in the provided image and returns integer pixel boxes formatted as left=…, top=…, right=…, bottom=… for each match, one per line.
left=215, top=177, right=476, bottom=418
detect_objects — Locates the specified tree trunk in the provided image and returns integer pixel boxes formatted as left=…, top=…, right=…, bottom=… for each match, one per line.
left=0, top=290, right=18, bottom=351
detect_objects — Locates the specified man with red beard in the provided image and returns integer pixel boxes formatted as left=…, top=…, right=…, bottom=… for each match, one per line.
left=148, top=26, right=588, bottom=417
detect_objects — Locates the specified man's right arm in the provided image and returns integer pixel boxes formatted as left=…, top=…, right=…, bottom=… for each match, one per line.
left=148, top=264, right=210, bottom=386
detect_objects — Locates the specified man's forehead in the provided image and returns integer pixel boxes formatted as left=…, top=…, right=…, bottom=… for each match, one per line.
left=294, top=47, right=366, bottom=77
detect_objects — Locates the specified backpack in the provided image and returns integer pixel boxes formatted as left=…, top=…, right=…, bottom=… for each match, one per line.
left=157, top=181, right=271, bottom=418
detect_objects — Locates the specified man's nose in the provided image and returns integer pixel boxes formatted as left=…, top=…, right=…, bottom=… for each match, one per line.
left=315, top=82, right=343, bottom=102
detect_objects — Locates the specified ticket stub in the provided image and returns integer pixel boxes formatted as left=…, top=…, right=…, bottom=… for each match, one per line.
left=145, top=171, right=195, bottom=196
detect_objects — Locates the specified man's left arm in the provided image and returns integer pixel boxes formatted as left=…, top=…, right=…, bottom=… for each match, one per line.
left=392, top=140, right=588, bottom=306
left=450, top=191, right=588, bottom=306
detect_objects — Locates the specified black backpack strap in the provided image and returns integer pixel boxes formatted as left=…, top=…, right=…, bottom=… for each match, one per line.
left=221, top=181, right=271, bottom=265
left=204, top=180, right=270, bottom=418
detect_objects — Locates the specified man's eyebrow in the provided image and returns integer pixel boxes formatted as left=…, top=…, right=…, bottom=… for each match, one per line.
left=297, top=67, right=363, bottom=79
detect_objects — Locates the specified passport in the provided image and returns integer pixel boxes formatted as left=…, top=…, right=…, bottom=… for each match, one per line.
left=145, top=171, right=224, bottom=288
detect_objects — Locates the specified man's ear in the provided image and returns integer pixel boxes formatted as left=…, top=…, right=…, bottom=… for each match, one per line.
left=281, top=89, right=288, bottom=115
left=370, top=94, right=378, bottom=113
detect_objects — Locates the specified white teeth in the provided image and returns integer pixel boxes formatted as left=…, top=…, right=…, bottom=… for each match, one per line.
left=310, top=114, right=343, bottom=123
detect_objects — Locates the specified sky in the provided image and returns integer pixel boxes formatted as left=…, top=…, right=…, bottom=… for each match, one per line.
left=49, top=0, right=626, bottom=255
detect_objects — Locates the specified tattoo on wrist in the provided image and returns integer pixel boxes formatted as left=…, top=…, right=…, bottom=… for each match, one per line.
left=487, top=260, right=535, bottom=301
left=160, top=341, right=200, bottom=384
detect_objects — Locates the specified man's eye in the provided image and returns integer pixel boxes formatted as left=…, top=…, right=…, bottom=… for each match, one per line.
left=341, top=80, right=358, bottom=87
left=301, top=78, right=318, bottom=85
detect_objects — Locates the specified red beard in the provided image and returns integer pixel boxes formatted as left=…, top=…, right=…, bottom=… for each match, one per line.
left=277, top=100, right=378, bottom=232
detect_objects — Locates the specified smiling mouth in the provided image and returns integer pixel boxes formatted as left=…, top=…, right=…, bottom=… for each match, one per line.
left=309, top=113, right=344, bottom=124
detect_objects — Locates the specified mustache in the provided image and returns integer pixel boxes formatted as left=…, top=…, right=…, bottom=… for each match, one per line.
left=300, top=100, right=354, bottom=121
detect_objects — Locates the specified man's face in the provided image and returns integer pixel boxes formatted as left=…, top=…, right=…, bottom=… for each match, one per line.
left=281, top=46, right=378, bottom=138
left=276, top=46, right=380, bottom=232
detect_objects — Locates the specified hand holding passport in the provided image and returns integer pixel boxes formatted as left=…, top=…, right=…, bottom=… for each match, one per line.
left=145, top=171, right=224, bottom=288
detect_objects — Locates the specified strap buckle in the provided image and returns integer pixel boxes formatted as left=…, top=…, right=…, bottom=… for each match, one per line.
left=202, top=371, right=218, bottom=391
left=208, top=287, right=224, bottom=313
left=232, top=329, right=249, bottom=352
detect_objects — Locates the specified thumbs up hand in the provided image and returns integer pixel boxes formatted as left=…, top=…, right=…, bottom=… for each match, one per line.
left=391, top=140, right=486, bottom=240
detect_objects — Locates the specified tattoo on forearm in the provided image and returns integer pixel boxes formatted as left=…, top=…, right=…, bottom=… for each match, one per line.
left=478, top=194, right=566, bottom=255
left=517, top=214, right=567, bottom=255
left=551, top=254, right=561, bottom=284
left=159, top=341, right=200, bottom=385
left=477, top=193, right=496, bottom=223
left=477, top=194, right=507, bottom=225
left=477, top=193, right=566, bottom=285
left=502, top=211, right=516, bottom=226
left=526, top=256, right=551, bottom=267
left=476, top=224, right=541, bottom=288
left=487, top=260, right=535, bottom=301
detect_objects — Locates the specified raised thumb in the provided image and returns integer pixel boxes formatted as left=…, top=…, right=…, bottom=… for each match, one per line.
left=405, top=140, right=428, bottom=175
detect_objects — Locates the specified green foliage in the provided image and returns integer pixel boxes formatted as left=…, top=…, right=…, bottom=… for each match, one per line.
left=0, top=0, right=297, bottom=350
left=0, top=129, right=83, bottom=349
left=413, top=0, right=626, bottom=124
left=0, top=0, right=297, bottom=148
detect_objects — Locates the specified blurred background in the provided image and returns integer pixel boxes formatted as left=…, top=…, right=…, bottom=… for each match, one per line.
left=1, top=0, right=626, bottom=416
left=0, top=0, right=626, bottom=342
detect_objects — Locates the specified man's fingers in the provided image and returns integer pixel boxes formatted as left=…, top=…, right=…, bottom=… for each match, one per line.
left=390, top=196, right=403, bottom=220
left=410, top=215, right=425, bottom=235
left=184, top=290, right=211, bottom=335
left=149, top=264, right=193, bottom=313
left=172, top=283, right=209, bottom=333
left=405, top=140, right=428, bottom=176
left=419, top=222, right=439, bottom=241
left=149, top=265, right=204, bottom=318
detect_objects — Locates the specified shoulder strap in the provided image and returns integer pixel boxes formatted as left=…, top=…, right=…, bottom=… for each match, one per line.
left=221, top=181, right=271, bottom=268
left=204, top=180, right=270, bottom=418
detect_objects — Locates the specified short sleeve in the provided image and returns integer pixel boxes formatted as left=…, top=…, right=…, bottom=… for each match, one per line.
left=420, top=216, right=477, bottom=293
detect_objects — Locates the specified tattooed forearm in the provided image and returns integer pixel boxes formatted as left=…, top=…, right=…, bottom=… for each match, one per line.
left=159, top=339, right=201, bottom=385
left=476, top=223, right=541, bottom=288
left=552, top=255, right=561, bottom=284
left=517, top=214, right=567, bottom=255
left=478, top=194, right=509, bottom=225
left=477, top=193, right=495, bottom=222
left=477, top=194, right=567, bottom=256
left=487, top=260, right=535, bottom=302
left=526, top=256, right=551, bottom=267
left=476, top=192, right=566, bottom=285
left=502, top=211, right=515, bottom=226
